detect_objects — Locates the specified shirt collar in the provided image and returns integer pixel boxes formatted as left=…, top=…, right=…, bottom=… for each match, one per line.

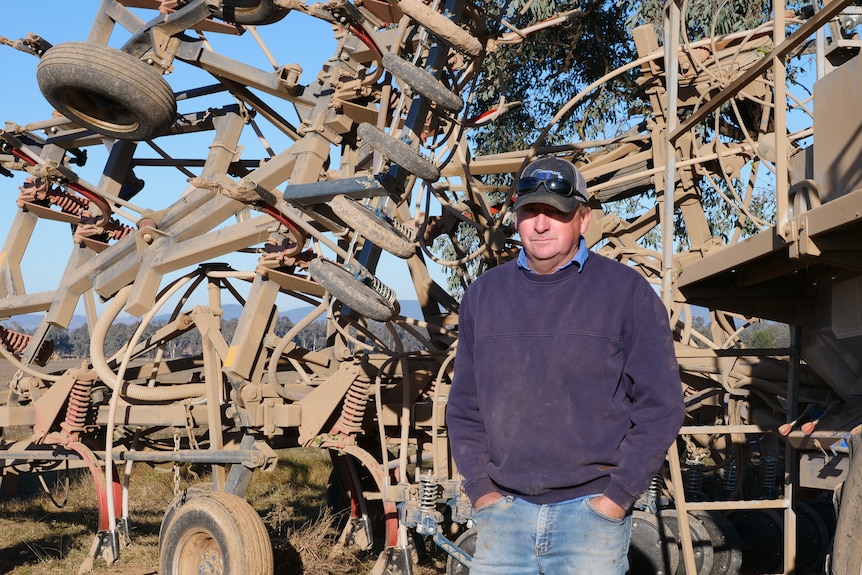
left=517, top=237, right=589, bottom=274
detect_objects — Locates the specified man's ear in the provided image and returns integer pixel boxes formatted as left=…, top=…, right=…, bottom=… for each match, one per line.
left=579, top=207, right=592, bottom=234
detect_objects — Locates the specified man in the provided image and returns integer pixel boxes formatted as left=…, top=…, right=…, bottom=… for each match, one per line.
left=447, top=156, right=685, bottom=574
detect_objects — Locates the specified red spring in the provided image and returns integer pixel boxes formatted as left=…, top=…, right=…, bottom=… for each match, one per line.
left=47, top=188, right=90, bottom=216
left=103, top=218, right=135, bottom=241
left=17, top=177, right=91, bottom=216
left=0, top=325, right=54, bottom=365
left=10, top=149, right=112, bottom=219
left=333, top=379, right=372, bottom=435
left=61, top=377, right=95, bottom=435
left=0, top=325, right=32, bottom=355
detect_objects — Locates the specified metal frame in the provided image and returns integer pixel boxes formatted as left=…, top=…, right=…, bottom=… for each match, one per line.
left=2, top=0, right=862, bottom=573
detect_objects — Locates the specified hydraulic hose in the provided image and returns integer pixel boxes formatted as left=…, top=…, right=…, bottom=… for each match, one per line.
left=89, top=284, right=206, bottom=402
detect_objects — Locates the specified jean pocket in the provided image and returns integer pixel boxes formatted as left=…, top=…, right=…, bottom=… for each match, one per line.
left=585, top=496, right=627, bottom=524
left=475, top=495, right=512, bottom=514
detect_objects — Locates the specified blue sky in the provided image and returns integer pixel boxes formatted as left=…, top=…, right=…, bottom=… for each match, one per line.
left=0, top=3, right=442, bottom=316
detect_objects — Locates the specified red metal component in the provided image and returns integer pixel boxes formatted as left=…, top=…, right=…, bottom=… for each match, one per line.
left=0, top=325, right=34, bottom=355
left=3, top=1, right=862, bottom=573
left=67, top=441, right=123, bottom=532
left=0, top=325, right=54, bottom=365
left=59, top=376, right=95, bottom=439
left=9, top=147, right=113, bottom=219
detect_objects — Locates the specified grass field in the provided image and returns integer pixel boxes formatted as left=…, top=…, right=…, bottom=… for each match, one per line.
left=0, top=360, right=448, bottom=574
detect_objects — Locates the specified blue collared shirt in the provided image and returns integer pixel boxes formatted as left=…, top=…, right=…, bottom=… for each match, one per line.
left=517, top=237, right=590, bottom=274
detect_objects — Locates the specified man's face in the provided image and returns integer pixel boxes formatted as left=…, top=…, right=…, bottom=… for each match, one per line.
left=516, top=202, right=591, bottom=275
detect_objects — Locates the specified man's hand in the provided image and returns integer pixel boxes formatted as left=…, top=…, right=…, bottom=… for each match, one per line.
left=474, top=491, right=504, bottom=510
left=590, top=495, right=627, bottom=520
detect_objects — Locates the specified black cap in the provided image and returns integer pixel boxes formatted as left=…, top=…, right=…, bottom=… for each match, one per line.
left=513, top=157, right=588, bottom=213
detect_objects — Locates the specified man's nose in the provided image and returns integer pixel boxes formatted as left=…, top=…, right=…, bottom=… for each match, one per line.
left=534, top=213, right=551, bottom=231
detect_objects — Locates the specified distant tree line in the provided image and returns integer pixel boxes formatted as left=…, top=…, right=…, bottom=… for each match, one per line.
left=690, top=316, right=791, bottom=349
left=37, top=314, right=427, bottom=360
left=15, top=313, right=788, bottom=361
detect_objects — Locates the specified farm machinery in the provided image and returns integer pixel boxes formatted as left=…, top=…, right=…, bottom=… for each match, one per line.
left=1, top=0, right=862, bottom=573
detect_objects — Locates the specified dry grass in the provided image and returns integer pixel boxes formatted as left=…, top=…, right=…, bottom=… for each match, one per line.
left=0, top=447, right=448, bottom=575
left=0, top=360, right=449, bottom=574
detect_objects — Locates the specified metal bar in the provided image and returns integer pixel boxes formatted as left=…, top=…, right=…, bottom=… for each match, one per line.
left=682, top=498, right=792, bottom=511
left=784, top=324, right=803, bottom=575
left=667, top=437, right=697, bottom=575
left=203, top=280, right=226, bottom=489
left=662, top=7, right=696, bottom=574
left=0, top=449, right=264, bottom=465
left=774, top=2, right=790, bottom=240
left=661, top=0, right=681, bottom=312
left=283, top=175, right=391, bottom=205
left=224, top=434, right=259, bottom=497
left=680, top=424, right=773, bottom=434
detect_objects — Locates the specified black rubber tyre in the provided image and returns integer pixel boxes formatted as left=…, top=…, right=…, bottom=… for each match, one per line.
left=725, top=508, right=783, bottom=575
left=806, top=496, right=837, bottom=541
left=37, top=42, right=176, bottom=141
left=661, top=510, right=714, bottom=575
left=330, top=195, right=416, bottom=259
left=213, top=0, right=289, bottom=24
left=796, top=501, right=829, bottom=574
left=629, top=510, right=680, bottom=575
left=158, top=490, right=273, bottom=575
left=446, top=528, right=476, bottom=575
left=309, top=258, right=395, bottom=321
left=397, top=0, right=482, bottom=58
left=357, top=122, right=440, bottom=182
left=382, top=54, right=463, bottom=113
left=690, top=510, right=742, bottom=575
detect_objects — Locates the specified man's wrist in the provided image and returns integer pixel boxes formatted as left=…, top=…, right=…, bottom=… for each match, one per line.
left=473, top=491, right=504, bottom=509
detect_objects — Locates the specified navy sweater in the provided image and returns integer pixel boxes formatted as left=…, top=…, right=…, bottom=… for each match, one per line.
left=447, top=251, right=685, bottom=510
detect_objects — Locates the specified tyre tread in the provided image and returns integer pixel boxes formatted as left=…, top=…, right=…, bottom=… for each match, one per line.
left=357, top=122, right=440, bottom=182
left=37, top=42, right=176, bottom=140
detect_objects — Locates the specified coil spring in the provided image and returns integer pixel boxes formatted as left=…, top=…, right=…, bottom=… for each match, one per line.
left=646, top=474, right=664, bottom=503
left=0, top=325, right=31, bottom=355
left=684, top=465, right=704, bottom=497
left=721, top=463, right=737, bottom=493
left=47, top=188, right=90, bottom=216
left=76, top=215, right=135, bottom=243
left=387, top=215, right=416, bottom=242
left=365, top=273, right=396, bottom=306
left=20, top=180, right=133, bottom=242
left=104, top=218, right=135, bottom=241
left=61, top=377, right=94, bottom=435
left=0, top=325, right=54, bottom=365
left=419, top=473, right=438, bottom=512
left=759, top=454, right=777, bottom=490
left=334, top=376, right=373, bottom=434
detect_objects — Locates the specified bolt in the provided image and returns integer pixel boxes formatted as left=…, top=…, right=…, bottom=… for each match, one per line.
left=142, top=232, right=154, bottom=244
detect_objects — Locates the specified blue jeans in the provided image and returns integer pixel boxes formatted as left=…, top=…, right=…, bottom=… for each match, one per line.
left=469, top=495, right=632, bottom=575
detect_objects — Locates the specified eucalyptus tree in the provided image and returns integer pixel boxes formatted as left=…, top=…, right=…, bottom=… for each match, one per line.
left=437, top=0, right=795, bottom=295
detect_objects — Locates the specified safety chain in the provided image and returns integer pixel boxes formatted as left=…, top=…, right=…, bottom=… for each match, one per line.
left=183, top=401, right=199, bottom=450
left=172, top=429, right=182, bottom=498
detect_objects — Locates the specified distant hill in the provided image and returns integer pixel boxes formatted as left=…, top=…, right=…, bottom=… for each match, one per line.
left=2, top=300, right=429, bottom=332
left=282, top=300, right=426, bottom=323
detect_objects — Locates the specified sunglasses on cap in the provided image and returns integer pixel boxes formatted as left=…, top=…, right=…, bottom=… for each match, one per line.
left=515, top=176, right=586, bottom=202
